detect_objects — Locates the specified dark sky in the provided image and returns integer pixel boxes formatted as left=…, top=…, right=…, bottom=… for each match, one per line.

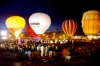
left=0, top=0, right=100, bottom=32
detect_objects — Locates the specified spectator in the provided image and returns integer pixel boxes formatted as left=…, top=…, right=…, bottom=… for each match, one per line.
left=62, top=47, right=68, bottom=61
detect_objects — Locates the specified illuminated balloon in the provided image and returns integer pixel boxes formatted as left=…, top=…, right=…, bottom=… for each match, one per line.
left=26, top=25, right=37, bottom=37
left=62, top=20, right=78, bottom=37
left=29, top=12, right=51, bottom=37
left=5, top=16, right=26, bottom=38
left=81, top=10, right=100, bottom=36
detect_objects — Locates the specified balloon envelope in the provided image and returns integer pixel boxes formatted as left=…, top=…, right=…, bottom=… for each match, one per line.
left=26, top=25, right=37, bottom=37
left=81, top=10, right=100, bottom=36
left=62, top=20, right=78, bottom=37
left=5, top=16, right=26, bottom=38
left=29, top=12, right=51, bottom=36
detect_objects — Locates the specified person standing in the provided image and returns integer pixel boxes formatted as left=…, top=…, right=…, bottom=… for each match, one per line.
left=49, top=45, right=53, bottom=57
left=62, top=47, right=68, bottom=61
left=65, top=49, right=71, bottom=63
left=44, top=45, right=48, bottom=56
left=40, top=45, right=44, bottom=57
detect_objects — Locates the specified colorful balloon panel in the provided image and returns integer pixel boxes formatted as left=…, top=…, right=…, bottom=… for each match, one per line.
left=29, top=12, right=51, bottom=36
left=5, top=16, right=26, bottom=38
left=81, top=10, right=100, bottom=36
left=62, top=20, right=78, bottom=37
left=26, top=25, right=37, bottom=37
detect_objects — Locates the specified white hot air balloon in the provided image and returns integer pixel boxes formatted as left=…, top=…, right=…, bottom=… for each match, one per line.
left=29, top=12, right=51, bottom=37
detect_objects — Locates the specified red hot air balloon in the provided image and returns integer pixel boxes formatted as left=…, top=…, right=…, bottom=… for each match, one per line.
left=26, top=25, right=37, bottom=37
left=62, top=20, right=78, bottom=37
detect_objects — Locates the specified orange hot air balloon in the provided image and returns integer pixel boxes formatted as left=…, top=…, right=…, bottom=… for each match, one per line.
left=62, top=19, right=78, bottom=37
left=81, top=10, right=100, bottom=36
left=26, top=25, right=37, bottom=37
left=5, top=16, right=26, bottom=38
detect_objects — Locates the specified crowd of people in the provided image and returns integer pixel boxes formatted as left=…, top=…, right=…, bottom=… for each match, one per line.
left=0, top=40, right=59, bottom=61
left=0, top=38, right=100, bottom=63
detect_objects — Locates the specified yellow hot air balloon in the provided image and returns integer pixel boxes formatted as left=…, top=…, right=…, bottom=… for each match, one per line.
left=81, top=10, right=100, bottom=36
left=5, top=16, right=26, bottom=38
left=29, top=12, right=51, bottom=37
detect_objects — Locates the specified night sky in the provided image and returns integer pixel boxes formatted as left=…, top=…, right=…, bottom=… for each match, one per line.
left=0, top=0, right=100, bottom=33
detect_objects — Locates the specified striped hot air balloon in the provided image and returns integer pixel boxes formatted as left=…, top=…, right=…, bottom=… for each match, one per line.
left=62, top=20, right=78, bottom=37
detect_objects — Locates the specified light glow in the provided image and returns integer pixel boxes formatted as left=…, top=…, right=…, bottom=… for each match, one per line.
left=29, top=12, right=51, bottom=35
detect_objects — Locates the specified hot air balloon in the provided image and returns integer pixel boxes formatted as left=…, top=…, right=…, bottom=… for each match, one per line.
left=81, top=10, right=100, bottom=36
left=29, top=12, right=51, bottom=37
left=5, top=16, right=26, bottom=38
left=62, top=19, right=78, bottom=37
left=26, top=25, right=37, bottom=37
